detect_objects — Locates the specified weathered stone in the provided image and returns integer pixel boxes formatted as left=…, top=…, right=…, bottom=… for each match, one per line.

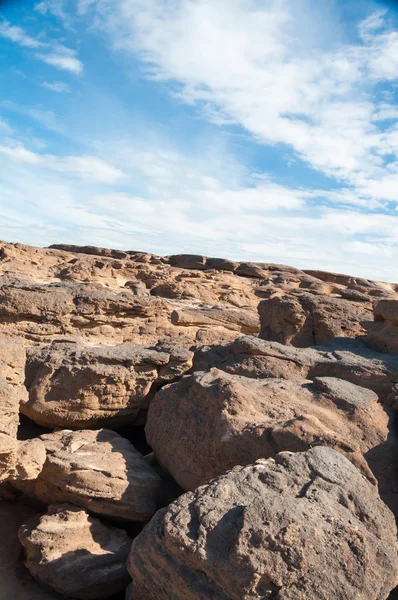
left=24, top=341, right=193, bottom=428
left=171, top=305, right=260, bottom=334
left=19, top=504, right=131, bottom=599
left=146, top=368, right=389, bottom=491
left=365, top=300, right=398, bottom=354
left=128, top=447, right=398, bottom=600
left=258, top=293, right=372, bottom=346
left=14, top=429, right=161, bottom=521
left=194, top=335, right=398, bottom=404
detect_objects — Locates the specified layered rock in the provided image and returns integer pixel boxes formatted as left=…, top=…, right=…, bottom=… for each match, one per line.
left=146, top=368, right=389, bottom=491
left=194, top=335, right=398, bottom=404
left=128, top=447, right=398, bottom=600
left=0, top=342, right=46, bottom=484
left=23, top=341, right=193, bottom=428
left=19, top=504, right=131, bottom=599
left=14, top=429, right=161, bottom=521
left=258, top=293, right=372, bottom=346
left=365, top=300, right=398, bottom=354
left=0, top=500, right=61, bottom=600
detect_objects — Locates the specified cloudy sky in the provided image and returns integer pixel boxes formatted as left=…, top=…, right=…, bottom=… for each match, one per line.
left=1, top=0, right=398, bottom=281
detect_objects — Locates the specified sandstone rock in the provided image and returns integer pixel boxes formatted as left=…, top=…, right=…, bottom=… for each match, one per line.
left=365, top=300, right=398, bottom=354
left=146, top=368, right=388, bottom=491
left=49, top=243, right=129, bottom=259
left=23, top=341, right=193, bottom=428
left=258, top=293, right=372, bottom=346
left=128, top=447, right=398, bottom=600
left=14, top=429, right=161, bottom=521
left=168, top=254, right=207, bottom=270
left=0, top=500, right=61, bottom=600
left=19, top=504, right=131, bottom=599
left=194, top=335, right=398, bottom=404
left=171, top=305, right=259, bottom=334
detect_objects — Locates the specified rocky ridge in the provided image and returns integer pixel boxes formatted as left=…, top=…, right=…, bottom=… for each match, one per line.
left=0, top=240, right=398, bottom=599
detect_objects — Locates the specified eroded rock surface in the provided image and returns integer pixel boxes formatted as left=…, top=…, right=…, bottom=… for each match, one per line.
left=128, top=447, right=398, bottom=600
left=14, top=429, right=161, bottom=521
left=365, top=300, right=398, bottom=354
left=146, top=368, right=390, bottom=491
left=258, top=293, right=372, bottom=346
left=19, top=503, right=131, bottom=599
left=24, top=341, right=193, bottom=428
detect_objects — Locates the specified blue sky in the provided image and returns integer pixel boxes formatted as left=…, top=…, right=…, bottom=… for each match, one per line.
left=1, top=0, right=398, bottom=281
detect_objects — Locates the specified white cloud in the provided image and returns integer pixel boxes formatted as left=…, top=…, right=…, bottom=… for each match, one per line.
left=0, top=20, right=45, bottom=48
left=83, top=0, right=398, bottom=195
left=43, top=81, right=71, bottom=93
left=0, top=141, right=125, bottom=183
left=0, top=19, right=83, bottom=74
left=36, top=53, right=83, bottom=74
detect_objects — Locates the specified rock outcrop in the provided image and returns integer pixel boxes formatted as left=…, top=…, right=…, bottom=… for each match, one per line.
left=365, top=300, right=398, bottom=354
left=24, top=341, right=193, bottom=429
left=19, top=504, right=131, bottom=599
left=146, top=368, right=390, bottom=491
left=128, top=447, right=398, bottom=600
left=14, top=429, right=161, bottom=521
left=258, top=293, right=372, bottom=346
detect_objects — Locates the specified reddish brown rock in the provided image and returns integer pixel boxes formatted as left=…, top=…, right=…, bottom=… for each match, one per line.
left=14, top=429, right=161, bottom=521
left=146, top=368, right=389, bottom=491
left=365, top=300, right=398, bottom=354
left=24, top=341, right=193, bottom=429
left=258, top=293, right=372, bottom=346
left=128, top=447, right=398, bottom=600
left=19, top=504, right=131, bottom=599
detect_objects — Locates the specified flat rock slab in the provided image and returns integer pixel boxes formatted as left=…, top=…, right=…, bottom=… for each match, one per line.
left=14, top=429, right=161, bottom=521
left=128, top=447, right=398, bottom=600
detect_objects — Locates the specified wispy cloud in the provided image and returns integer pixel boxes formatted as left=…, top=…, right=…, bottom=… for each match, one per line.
left=42, top=81, right=71, bottom=92
left=0, top=18, right=83, bottom=74
left=0, top=19, right=45, bottom=48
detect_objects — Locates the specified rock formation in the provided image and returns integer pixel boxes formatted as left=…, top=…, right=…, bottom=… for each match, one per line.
left=128, top=447, right=398, bottom=600
left=19, top=504, right=131, bottom=599
left=0, top=240, right=398, bottom=599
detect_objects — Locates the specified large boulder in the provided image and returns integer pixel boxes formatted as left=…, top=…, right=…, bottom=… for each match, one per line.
left=365, top=300, right=398, bottom=354
left=128, top=447, right=398, bottom=600
left=19, top=504, right=131, bottom=599
left=146, top=368, right=389, bottom=491
left=14, top=429, right=161, bottom=521
left=258, top=294, right=372, bottom=346
left=24, top=341, right=193, bottom=428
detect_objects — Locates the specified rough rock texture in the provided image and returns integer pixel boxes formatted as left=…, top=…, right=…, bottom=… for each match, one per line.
left=365, top=300, right=398, bottom=354
left=146, top=368, right=389, bottom=491
left=1, top=241, right=396, bottom=348
left=128, top=447, right=398, bottom=600
left=19, top=504, right=131, bottom=599
left=14, top=429, right=161, bottom=521
left=0, top=500, right=61, bottom=600
left=23, top=341, right=193, bottom=428
left=258, top=293, right=372, bottom=346
left=194, top=335, right=398, bottom=405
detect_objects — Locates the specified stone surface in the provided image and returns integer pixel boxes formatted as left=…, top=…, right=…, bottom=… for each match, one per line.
left=128, top=447, right=398, bottom=600
left=146, top=368, right=389, bottom=491
left=258, top=293, right=372, bottom=346
left=24, top=341, right=193, bottom=428
left=194, top=335, right=398, bottom=404
left=365, top=300, right=398, bottom=354
left=0, top=500, right=61, bottom=600
left=14, top=429, right=161, bottom=521
left=19, top=503, right=131, bottom=599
